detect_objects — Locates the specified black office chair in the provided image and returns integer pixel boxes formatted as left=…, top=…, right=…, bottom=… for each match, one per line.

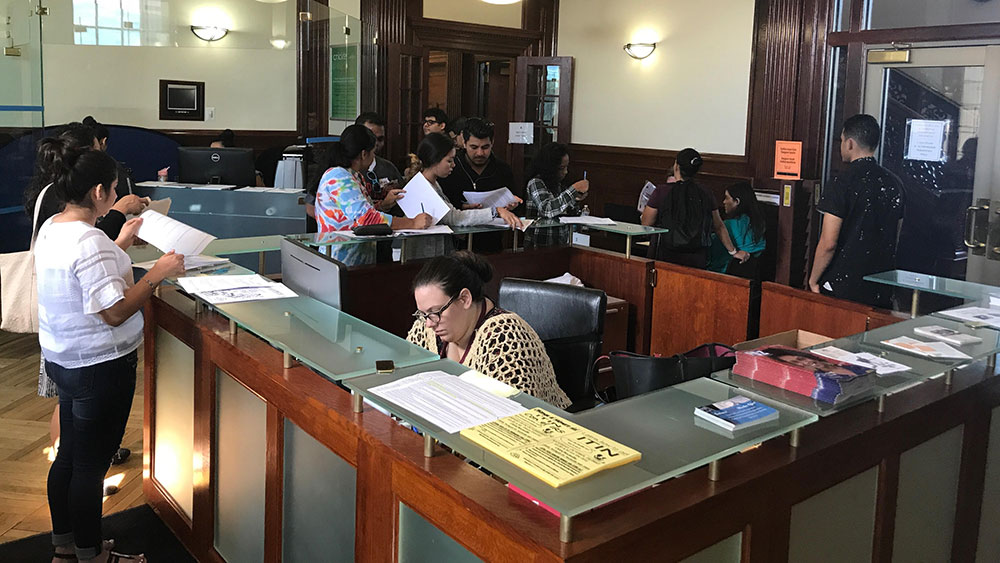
left=498, top=278, right=607, bottom=412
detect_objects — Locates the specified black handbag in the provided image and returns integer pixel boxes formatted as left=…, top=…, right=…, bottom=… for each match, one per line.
left=608, top=343, right=736, bottom=401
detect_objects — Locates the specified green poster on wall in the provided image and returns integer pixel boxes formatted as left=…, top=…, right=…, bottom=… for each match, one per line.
left=330, top=45, right=358, bottom=120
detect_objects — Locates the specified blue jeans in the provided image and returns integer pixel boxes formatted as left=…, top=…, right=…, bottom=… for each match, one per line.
left=45, top=350, right=137, bottom=560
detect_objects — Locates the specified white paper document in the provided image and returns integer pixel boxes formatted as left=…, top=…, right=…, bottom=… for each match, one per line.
left=905, top=119, right=948, bottom=162
left=813, top=346, right=911, bottom=375
left=368, top=371, right=526, bottom=434
left=937, top=306, right=1000, bottom=329
left=133, top=254, right=230, bottom=271
left=394, top=225, right=455, bottom=236
left=396, top=173, right=451, bottom=225
left=136, top=210, right=216, bottom=256
left=881, top=336, right=971, bottom=360
left=458, top=370, right=520, bottom=398
left=559, top=216, right=616, bottom=225
left=637, top=181, right=657, bottom=212
left=463, top=188, right=519, bottom=209
left=175, top=274, right=297, bottom=304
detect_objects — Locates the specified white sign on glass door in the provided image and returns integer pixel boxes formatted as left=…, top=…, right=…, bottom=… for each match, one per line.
left=904, top=119, right=950, bottom=162
left=509, top=122, right=534, bottom=144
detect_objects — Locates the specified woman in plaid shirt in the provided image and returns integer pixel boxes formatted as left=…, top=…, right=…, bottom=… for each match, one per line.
left=524, top=142, right=589, bottom=247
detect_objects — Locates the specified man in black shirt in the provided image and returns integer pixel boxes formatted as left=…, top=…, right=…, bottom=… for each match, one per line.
left=438, top=117, right=516, bottom=208
left=809, top=114, right=904, bottom=308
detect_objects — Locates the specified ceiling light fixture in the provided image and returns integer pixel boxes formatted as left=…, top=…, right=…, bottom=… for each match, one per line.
left=191, top=25, right=229, bottom=42
left=624, top=42, right=656, bottom=60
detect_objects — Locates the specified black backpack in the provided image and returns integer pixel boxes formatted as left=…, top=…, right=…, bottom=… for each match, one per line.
left=655, top=181, right=713, bottom=250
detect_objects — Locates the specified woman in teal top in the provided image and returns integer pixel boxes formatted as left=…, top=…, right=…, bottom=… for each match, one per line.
left=708, top=182, right=766, bottom=277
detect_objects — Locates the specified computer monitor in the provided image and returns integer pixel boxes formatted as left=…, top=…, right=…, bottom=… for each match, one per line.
left=177, top=147, right=256, bottom=186
left=280, top=237, right=344, bottom=309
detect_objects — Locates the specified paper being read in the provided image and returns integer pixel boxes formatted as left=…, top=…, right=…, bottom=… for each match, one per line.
left=462, top=187, right=519, bottom=209
left=127, top=198, right=171, bottom=220
left=136, top=210, right=215, bottom=256
left=396, top=172, right=451, bottom=225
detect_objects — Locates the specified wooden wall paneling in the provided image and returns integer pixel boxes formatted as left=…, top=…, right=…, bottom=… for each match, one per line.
left=355, top=438, right=396, bottom=562
left=410, top=18, right=542, bottom=57
left=341, top=247, right=573, bottom=337
left=265, top=405, right=285, bottom=563
left=650, top=262, right=751, bottom=356
left=567, top=247, right=654, bottom=354
left=193, top=317, right=218, bottom=556
left=792, top=0, right=834, bottom=180
left=521, top=0, right=559, bottom=57
left=360, top=0, right=415, bottom=119
left=759, top=281, right=871, bottom=338
left=829, top=23, right=1000, bottom=46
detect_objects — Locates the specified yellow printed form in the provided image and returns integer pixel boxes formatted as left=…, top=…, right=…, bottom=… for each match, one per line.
left=460, top=408, right=641, bottom=488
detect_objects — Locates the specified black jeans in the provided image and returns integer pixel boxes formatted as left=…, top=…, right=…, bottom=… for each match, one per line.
left=46, top=350, right=137, bottom=560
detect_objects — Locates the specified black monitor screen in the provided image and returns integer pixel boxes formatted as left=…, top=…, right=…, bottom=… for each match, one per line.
left=177, top=147, right=256, bottom=186
left=166, top=85, right=198, bottom=111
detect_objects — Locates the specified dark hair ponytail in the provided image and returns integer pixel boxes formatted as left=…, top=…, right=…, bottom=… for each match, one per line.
left=39, top=138, right=118, bottom=209
left=25, top=123, right=100, bottom=222
left=416, top=132, right=455, bottom=169
left=675, top=147, right=703, bottom=180
left=412, top=250, right=494, bottom=302
left=327, top=124, right=376, bottom=168
left=82, top=116, right=109, bottom=144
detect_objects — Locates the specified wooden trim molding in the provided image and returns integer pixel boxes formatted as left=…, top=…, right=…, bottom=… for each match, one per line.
left=829, top=23, right=1000, bottom=46
left=410, top=17, right=543, bottom=56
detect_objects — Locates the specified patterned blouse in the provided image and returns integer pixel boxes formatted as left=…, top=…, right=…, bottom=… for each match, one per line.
left=314, top=166, right=393, bottom=265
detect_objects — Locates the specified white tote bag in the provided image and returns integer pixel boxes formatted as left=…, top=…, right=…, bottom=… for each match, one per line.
left=0, top=184, right=51, bottom=333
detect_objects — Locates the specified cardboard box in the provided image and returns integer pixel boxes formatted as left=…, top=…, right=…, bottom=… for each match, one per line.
left=735, top=330, right=832, bottom=351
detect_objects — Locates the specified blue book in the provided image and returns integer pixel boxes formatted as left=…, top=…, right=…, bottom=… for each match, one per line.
left=694, top=396, right=779, bottom=431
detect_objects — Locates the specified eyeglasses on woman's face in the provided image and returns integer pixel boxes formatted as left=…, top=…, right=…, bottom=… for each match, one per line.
left=412, top=293, right=459, bottom=324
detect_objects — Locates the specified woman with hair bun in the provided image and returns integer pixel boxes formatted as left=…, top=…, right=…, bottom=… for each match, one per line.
left=406, top=251, right=571, bottom=408
left=641, top=147, right=749, bottom=268
left=313, top=124, right=433, bottom=264
left=34, top=140, right=184, bottom=563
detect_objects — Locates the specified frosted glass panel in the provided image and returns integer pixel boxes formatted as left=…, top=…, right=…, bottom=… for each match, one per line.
left=789, top=467, right=878, bottom=563
left=398, top=503, right=481, bottom=563
left=283, top=420, right=357, bottom=562
left=678, top=532, right=742, bottom=563
left=893, top=425, right=964, bottom=562
left=215, top=370, right=267, bottom=563
left=153, top=328, right=194, bottom=518
left=977, top=406, right=1000, bottom=563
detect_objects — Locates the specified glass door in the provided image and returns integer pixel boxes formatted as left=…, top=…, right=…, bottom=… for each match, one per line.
left=862, top=45, right=1000, bottom=286
left=0, top=0, right=45, bottom=252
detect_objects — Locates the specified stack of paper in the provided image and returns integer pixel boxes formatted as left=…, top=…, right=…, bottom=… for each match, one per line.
left=485, top=217, right=534, bottom=232
left=881, top=336, right=971, bottom=360
left=462, top=187, right=519, bottom=209
left=136, top=210, right=215, bottom=256
left=559, top=216, right=616, bottom=225
left=937, top=306, right=1000, bottom=329
left=367, top=371, right=526, bottom=434
left=175, top=274, right=297, bottom=305
left=133, top=254, right=230, bottom=271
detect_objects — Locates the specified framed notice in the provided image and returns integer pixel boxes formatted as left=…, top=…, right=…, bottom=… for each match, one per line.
left=773, top=140, right=802, bottom=180
left=904, top=119, right=950, bottom=162
left=329, top=45, right=359, bottom=120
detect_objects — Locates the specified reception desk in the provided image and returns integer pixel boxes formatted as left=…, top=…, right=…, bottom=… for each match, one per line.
left=139, top=235, right=1000, bottom=562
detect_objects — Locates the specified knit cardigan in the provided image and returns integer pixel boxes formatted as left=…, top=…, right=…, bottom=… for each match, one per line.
left=406, top=312, right=572, bottom=409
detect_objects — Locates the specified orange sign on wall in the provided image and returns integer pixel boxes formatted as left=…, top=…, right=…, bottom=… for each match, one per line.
left=774, top=141, right=803, bottom=180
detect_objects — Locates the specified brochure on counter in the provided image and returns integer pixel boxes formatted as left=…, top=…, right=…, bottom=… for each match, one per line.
left=813, top=346, right=911, bottom=375
left=881, top=336, right=971, bottom=360
left=694, top=396, right=779, bottom=432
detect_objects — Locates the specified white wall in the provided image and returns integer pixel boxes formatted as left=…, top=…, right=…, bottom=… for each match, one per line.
left=423, top=0, right=521, bottom=29
left=558, top=0, right=755, bottom=155
left=40, top=0, right=300, bottom=130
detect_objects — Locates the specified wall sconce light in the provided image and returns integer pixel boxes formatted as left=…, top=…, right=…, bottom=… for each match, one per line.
left=191, top=25, right=229, bottom=41
left=624, top=42, right=656, bottom=60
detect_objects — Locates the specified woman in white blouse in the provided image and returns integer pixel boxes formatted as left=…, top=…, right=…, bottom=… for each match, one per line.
left=403, top=132, right=522, bottom=259
left=34, top=140, right=184, bottom=563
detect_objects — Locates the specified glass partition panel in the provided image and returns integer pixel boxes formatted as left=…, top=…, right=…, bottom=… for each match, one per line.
left=328, top=8, right=361, bottom=124
left=283, top=419, right=357, bottom=562
left=152, top=328, right=195, bottom=518
left=347, top=368, right=816, bottom=518
left=398, top=503, right=482, bottom=563
left=868, top=0, right=1000, bottom=29
left=215, top=369, right=267, bottom=563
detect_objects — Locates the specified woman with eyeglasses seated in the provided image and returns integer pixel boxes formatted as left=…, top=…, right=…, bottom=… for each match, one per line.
left=406, top=251, right=572, bottom=408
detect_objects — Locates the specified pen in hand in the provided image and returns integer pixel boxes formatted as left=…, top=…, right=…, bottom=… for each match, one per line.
left=421, top=203, right=425, bottom=213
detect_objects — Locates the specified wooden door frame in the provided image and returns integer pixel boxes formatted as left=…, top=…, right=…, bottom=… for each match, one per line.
left=512, top=56, right=574, bottom=187
left=386, top=43, right=430, bottom=165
